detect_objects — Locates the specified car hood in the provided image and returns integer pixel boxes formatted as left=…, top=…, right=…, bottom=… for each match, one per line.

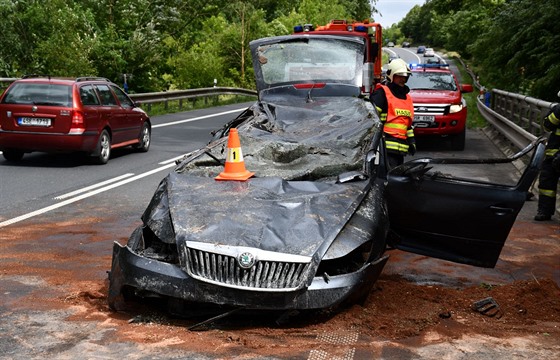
left=153, top=174, right=370, bottom=257
left=409, top=89, right=461, bottom=103
left=142, top=96, right=380, bottom=258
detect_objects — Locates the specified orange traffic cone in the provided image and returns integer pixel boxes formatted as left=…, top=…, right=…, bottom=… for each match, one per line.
left=215, top=128, right=254, bottom=181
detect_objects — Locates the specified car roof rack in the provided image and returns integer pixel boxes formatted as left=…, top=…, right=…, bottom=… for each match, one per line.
left=76, top=77, right=110, bottom=82
left=22, top=74, right=53, bottom=79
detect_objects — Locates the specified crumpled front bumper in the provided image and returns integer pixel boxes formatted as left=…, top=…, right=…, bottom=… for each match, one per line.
left=108, top=241, right=389, bottom=311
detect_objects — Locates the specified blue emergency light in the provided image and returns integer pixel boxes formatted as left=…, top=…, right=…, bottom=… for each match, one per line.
left=409, top=63, right=449, bottom=69
left=293, top=24, right=315, bottom=32
left=354, top=25, right=368, bottom=33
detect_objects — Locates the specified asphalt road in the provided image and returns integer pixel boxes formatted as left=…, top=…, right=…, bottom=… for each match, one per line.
left=383, top=46, right=464, bottom=83
left=0, top=102, right=254, bottom=227
left=0, top=100, right=557, bottom=359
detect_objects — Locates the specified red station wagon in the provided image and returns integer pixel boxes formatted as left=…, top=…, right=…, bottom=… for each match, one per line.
left=0, top=76, right=151, bottom=164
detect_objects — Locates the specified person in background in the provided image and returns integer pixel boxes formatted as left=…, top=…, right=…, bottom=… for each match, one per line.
left=370, top=58, right=416, bottom=169
left=535, top=92, right=560, bottom=221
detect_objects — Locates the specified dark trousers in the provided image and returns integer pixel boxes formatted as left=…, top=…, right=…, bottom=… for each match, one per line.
left=537, top=157, right=560, bottom=215
left=386, top=151, right=405, bottom=170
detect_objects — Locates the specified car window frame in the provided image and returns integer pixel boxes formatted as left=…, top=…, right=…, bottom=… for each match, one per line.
left=110, top=84, right=134, bottom=109
left=95, top=84, right=119, bottom=106
left=79, top=84, right=101, bottom=106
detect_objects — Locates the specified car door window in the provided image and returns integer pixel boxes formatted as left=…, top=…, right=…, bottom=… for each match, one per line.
left=79, top=85, right=100, bottom=106
left=96, top=84, right=118, bottom=106
left=110, top=85, right=134, bottom=108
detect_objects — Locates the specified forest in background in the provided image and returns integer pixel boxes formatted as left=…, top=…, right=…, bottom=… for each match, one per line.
left=387, top=0, right=560, bottom=102
left=1, top=0, right=558, bottom=101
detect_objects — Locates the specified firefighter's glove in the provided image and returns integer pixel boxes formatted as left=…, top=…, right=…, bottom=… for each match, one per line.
left=408, top=143, right=417, bottom=156
left=553, top=153, right=560, bottom=172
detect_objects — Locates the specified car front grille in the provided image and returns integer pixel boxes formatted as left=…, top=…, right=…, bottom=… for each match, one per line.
left=414, top=103, right=449, bottom=115
left=183, top=245, right=312, bottom=292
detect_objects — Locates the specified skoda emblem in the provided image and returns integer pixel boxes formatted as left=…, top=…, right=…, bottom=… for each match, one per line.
left=238, top=252, right=256, bottom=269
left=32, top=106, right=38, bottom=113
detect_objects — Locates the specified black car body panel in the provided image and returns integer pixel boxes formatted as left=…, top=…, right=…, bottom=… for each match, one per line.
left=108, top=33, right=546, bottom=315
left=386, top=140, right=545, bottom=267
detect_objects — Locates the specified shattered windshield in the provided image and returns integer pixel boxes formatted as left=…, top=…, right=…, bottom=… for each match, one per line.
left=256, top=38, right=363, bottom=86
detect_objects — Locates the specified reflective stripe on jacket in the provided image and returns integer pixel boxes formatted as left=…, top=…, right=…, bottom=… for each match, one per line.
left=380, top=84, right=414, bottom=140
left=544, top=105, right=560, bottom=158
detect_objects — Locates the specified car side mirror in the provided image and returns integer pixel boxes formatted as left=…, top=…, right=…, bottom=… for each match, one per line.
left=461, top=84, right=474, bottom=93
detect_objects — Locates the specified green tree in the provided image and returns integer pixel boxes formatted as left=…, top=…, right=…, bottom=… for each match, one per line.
left=443, top=6, right=491, bottom=56
left=0, top=0, right=97, bottom=76
left=0, top=0, right=415, bottom=94
left=399, top=5, right=429, bottom=44
left=383, top=25, right=404, bottom=45
left=470, top=0, right=560, bottom=100
left=169, top=15, right=229, bottom=89
left=221, top=3, right=269, bottom=87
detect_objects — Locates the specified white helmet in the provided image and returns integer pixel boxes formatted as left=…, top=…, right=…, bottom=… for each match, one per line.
left=386, top=58, right=412, bottom=82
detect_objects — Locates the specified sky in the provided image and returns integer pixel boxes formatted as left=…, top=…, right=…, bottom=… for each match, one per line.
left=373, top=0, right=427, bottom=27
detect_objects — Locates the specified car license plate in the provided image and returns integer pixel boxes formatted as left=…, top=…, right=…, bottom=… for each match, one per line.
left=414, top=115, right=435, bottom=123
left=18, top=117, right=51, bottom=127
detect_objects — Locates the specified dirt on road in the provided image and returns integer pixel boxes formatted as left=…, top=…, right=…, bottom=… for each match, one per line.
left=1, top=193, right=559, bottom=359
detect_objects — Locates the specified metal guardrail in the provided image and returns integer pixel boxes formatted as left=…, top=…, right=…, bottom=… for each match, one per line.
left=487, top=89, right=556, bottom=148
left=457, top=58, right=556, bottom=150
left=476, top=97, right=538, bottom=150
left=129, top=87, right=257, bottom=112
left=0, top=78, right=17, bottom=92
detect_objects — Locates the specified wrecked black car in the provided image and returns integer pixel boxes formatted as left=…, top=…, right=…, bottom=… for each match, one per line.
left=108, top=34, right=545, bottom=315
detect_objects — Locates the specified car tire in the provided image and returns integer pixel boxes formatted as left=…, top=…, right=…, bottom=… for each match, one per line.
left=92, top=130, right=111, bottom=164
left=2, top=149, right=24, bottom=162
left=449, top=129, right=466, bottom=151
left=133, top=122, right=151, bottom=152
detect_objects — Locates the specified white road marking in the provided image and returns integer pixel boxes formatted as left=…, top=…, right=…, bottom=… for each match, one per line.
left=152, top=108, right=243, bottom=128
left=53, top=173, right=135, bottom=200
left=0, top=162, right=176, bottom=228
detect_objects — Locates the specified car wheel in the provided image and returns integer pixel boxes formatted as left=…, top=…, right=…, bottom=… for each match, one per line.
left=449, top=129, right=466, bottom=151
left=134, top=122, right=151, bottom=152
left=2, top=149, right=24, bottom=162
left=92, top=130, right=111, bottom=164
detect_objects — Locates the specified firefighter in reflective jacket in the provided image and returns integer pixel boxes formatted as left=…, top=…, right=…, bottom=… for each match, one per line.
left=535, top=94, right=560, bottom=221
left=370, top=58, right=416, bottom=169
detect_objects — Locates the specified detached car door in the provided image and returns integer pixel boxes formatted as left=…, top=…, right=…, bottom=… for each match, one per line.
left=385, top=139, right=545, bottom=268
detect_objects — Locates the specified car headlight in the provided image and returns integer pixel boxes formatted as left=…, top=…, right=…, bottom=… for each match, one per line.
left=449, top=104, right=464, bottom=113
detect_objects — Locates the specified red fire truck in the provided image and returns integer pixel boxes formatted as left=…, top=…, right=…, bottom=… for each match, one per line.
left=293, top=19, right=383, bottom=94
